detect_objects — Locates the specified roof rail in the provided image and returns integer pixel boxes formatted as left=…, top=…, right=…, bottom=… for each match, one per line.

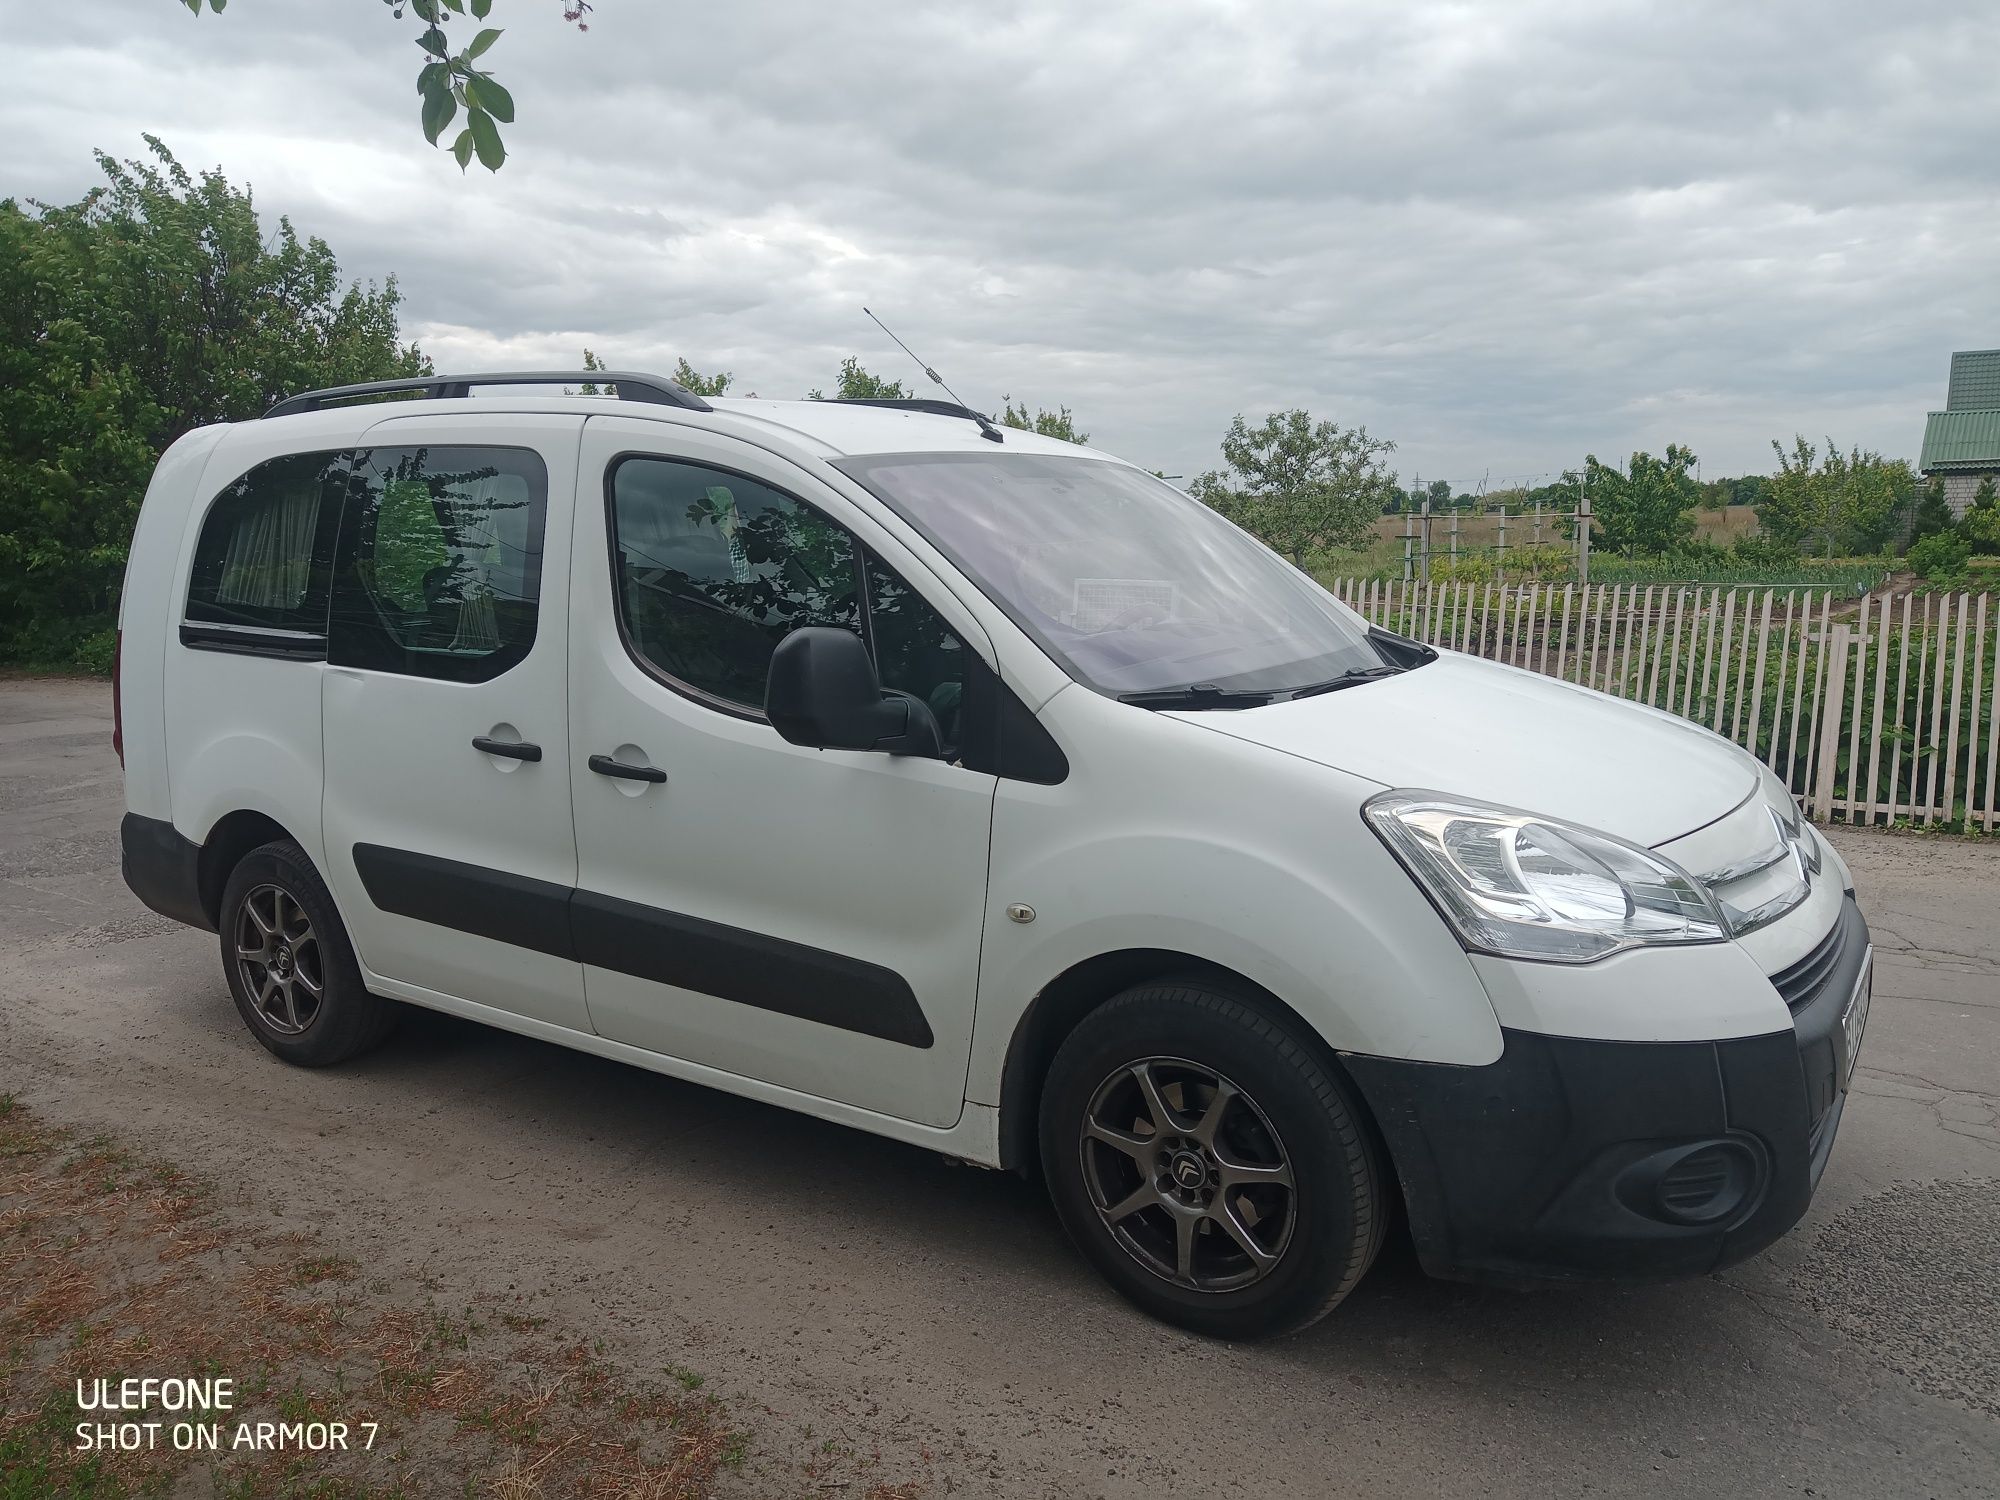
left=262, top=370, right=714, bottom=419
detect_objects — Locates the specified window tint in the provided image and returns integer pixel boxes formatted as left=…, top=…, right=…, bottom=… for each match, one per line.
left=329, top=445, right=547, bottom=682
left=185, top=451, right=350, bottom=639
left=610, top=458, right=860, bottom=709
left=865, top=558, right=966, bottom=750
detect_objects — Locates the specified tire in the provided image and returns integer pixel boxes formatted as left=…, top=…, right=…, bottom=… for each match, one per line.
left=218, top=839, right=395, bottom=1067
left=1039, top=981, right=1386, bottom=1340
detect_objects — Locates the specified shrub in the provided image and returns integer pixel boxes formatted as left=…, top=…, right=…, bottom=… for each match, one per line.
left=1908, top=530, right=1971, bottom=586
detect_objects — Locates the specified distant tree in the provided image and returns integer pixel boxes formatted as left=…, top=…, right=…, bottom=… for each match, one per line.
left=999, top=397, right=1086, bottom=444
left=808, top=357, right=908, bottom=402
left=570, top=349, right=733, bottom=398
left=1575, top=446, right=1700, bottom=555
left=1190, top=410, right=1399, bottom=566
left=673, top=357, right=733, bottom=398
left=1762, top=437, right=1916, bottom=557
left=567, top=346, right=609, bottom=395
left=177, top=0, right=593, bottom=172
left=1427, top=478, right=1455, bottom=511
left=0, top=138, right=424, bottom=665
left=1963, top=475, right=2000, bottom=556
left=1909, top=476, right=1955, bottom=544
left=1728, top=474, right=1770, bottom=509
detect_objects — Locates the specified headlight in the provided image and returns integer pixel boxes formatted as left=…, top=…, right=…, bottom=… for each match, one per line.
left=1363, top=791, right=1727, bottom=963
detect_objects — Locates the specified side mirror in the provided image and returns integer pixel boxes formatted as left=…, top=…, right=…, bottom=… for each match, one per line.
left=766, top=626, right=942, bottom=757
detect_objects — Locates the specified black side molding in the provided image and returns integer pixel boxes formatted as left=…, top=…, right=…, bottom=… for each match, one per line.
left=570, top=889, right=934, bottom=1049
left=120, top=814, right=213, bottom=931
left=352, top=844, right=574, bottom=960
left=350, top=844, right=934, bottom=1049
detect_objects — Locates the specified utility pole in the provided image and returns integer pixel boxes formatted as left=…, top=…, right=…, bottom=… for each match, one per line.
left=1577, top=471, right=1592, bottom=586
left=1418, top=477, right=1432, bottom=583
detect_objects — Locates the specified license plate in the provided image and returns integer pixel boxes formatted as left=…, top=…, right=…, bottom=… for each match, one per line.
left=1841, top=951, right=1872, bottom=1081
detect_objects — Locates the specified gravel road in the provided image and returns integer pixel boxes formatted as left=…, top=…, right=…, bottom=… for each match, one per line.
left=4, top=674, right=1997, bottom=1498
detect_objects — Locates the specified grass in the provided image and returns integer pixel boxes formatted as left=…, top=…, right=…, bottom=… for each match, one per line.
left=0, top=1096, right=930, bottom=1499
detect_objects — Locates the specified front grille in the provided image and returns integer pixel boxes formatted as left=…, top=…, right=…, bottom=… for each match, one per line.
left=1771, top=917, right=1846, bottom=1011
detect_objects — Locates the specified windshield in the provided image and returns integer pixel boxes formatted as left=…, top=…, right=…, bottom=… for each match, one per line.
left=835, top=452, right=1384, bottom=697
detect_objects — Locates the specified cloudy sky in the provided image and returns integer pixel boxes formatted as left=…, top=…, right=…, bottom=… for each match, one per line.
left=6, top=0, right=1997, bottom=487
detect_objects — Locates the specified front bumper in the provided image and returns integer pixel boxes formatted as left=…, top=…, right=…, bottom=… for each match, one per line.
left=1344, top=894, right=1870, bottom=1288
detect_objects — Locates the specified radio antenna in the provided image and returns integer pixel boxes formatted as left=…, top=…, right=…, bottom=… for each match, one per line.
left=863, top=307, right=1004, bottom=443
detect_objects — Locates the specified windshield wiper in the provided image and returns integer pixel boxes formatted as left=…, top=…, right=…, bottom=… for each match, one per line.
left=1117, top=683, right=1276, bottom=711
left=1282, top=665, right=1404, bottom=700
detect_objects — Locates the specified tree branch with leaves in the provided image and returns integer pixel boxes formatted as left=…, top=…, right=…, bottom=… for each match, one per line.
left=177, top=0, right=591, bottom=171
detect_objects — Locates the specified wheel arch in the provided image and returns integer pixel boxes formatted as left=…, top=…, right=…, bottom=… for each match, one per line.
left=196, top=809, right=300, bottom=927
left=995, top=948, right=1387, bottom=1176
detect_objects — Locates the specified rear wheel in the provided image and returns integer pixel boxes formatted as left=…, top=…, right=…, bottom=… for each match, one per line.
left=219, top=840, right=394, bottom=1067
left=1039, top=981, right=1386, bottom=1339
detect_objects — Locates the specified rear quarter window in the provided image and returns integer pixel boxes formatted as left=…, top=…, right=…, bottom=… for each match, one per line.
left=183, top=450, right=352, bottom=647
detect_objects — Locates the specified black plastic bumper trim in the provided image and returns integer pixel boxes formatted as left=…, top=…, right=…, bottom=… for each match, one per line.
left=1343, top=896, right=1869, bottom=1288
left=120, top=813, right=213, bottom=932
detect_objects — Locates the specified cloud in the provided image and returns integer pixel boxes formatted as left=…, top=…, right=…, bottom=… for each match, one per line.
left=4, top=0, right=1996, bottom=485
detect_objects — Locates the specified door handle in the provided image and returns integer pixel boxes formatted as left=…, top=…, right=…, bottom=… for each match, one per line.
left=473, top=736, right=542, bottom=762
left=588, top=753, right=666, bottom=783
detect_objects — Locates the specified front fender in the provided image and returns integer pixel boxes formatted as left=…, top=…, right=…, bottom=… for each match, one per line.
left=964, top=692, right=1505, bottom=1107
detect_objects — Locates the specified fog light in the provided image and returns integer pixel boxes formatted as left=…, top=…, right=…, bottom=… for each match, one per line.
left=1653, top=1141, right=1760, bottom=1226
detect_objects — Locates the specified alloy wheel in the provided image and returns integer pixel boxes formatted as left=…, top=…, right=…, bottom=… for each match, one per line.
left=1078, top=1056, right=1297, bottom=1292
left=233, top=883, right=324, bottom=1035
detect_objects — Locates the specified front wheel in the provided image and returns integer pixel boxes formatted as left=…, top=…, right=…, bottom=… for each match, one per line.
left=1039, top=982, right=1387, bottom=1339
left=219, top=839, right=394, bottom=1067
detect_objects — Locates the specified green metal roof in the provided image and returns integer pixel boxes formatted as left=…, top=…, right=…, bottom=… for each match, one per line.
left=1947, top=349, right=2000, bottom=411
left=1921, top=408, right=2000, bottom=471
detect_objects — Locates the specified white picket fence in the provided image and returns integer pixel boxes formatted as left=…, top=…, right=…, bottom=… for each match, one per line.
left=1329, top=578, right=2000, bottom=831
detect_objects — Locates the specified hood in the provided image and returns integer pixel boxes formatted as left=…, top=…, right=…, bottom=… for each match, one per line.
left=1172, top=652, right=1755, bottom=848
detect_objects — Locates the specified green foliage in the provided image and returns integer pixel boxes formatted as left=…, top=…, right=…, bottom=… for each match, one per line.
left=1580, top=444, right=1699, bottom=555
left=1697, top=473, right=1768, bottom=511
left=569, top=349, right=733, bottom=399
left=0, top=139, right=425, bottom=667
left=179, top=0, right=589, bottom=172
left=1761, top=436, right=1915, bottom=557
left=1909, top=477, right=1955, bottom=543
left=999, top=397, right=1087, bottom=444
left=1190, top=410, right=1399, bottom=565
left=673, top=357, right=733, bottom=398
left=568, top=345, right=609, bottom=396
left=1963, top=475, right=2000, bottom=555
left=1908, top=530, right=1971, bottom=587
left=807, top=357, right=909, bottom=402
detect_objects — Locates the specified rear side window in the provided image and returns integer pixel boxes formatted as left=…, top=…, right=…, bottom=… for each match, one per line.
left=608, top=457, right=861, bottom=710
left=184, top=451, right=350, bottom=651
left=329, top=446, right=548, bottom=682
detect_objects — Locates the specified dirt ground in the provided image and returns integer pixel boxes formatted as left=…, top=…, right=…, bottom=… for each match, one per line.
left=4, top=674, right=1998, bottom=1498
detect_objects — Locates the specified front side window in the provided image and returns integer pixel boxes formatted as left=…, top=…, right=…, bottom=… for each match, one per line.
left=185, top=450, right=351, bottom=645
left=609, top=457, right=861, bottom=710
left=329, top=445, right=547, bottom=682
left=866, top=559, right=966, bottom=746
left=835, top=452, right=1384, bottom=698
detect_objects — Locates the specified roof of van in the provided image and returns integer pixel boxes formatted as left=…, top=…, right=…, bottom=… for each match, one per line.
left=702, top=397, right=1107, bottom=461
left=245, top=389, right=1120, bottom=465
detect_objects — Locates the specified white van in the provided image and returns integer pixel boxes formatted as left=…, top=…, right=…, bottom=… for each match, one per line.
left=117, top=370, right=1871, bottom=1338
